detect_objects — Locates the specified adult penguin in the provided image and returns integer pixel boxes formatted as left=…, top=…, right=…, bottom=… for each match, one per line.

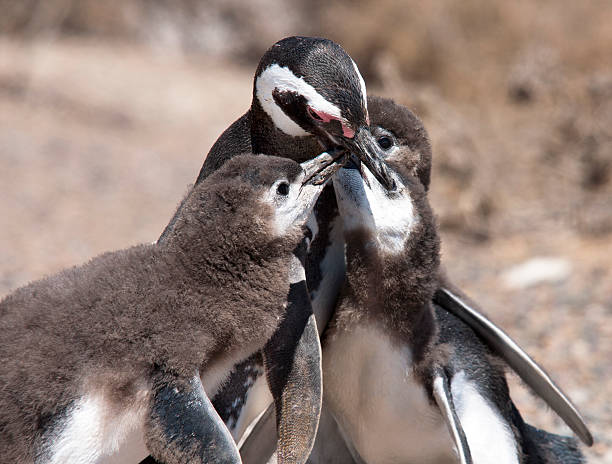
left=142, top=36, right=391, bottom=464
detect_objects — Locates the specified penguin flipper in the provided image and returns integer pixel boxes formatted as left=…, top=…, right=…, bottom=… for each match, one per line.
left=432, top=369, right=473, bottom=464
left=263, top=302, right=322, bottom=464
left=144, top=370, right=242, bottom=464
left=434, top=288, right=593, bottom=446
left=263, top=268, right=323, bottom=464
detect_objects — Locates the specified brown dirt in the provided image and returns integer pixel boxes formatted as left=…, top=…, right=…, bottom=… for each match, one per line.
left=0, top=3, right=610, bottom=459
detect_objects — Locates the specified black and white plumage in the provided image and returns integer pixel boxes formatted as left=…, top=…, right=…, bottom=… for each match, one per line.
left=239, top=98, right=591, bottom=464
left=194, top=36, right=392, bottom=189
left=152, top=35, right=590, bottom=462
left=0, top=153, right=341, bottom=464
left=153, top=36, right=394, bottom=454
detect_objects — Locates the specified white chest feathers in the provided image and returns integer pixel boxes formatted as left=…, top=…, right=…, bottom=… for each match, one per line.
left=322, top=325, right=454, bottom=464
left=451, top=372, right=520, bottom=464
left=44, top=390, right=149, bottom=464
left=322, top=324, right=520, bottom=464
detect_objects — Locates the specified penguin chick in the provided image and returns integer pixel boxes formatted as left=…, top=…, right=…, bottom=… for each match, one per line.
left=368, top=95, right=590, bottom=446
left=0, top=153, right=340, bottom=464
left=321, top=146, right=585, bottom=463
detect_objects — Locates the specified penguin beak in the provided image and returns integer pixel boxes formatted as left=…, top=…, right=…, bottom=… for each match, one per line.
left=279, top=150, right=347, bottom=235
left=300, top=148, right=348, bottom=186
left=341, top=126, right=396, bottom=191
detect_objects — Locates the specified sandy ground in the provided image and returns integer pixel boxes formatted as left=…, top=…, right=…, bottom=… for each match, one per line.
left=0, top=39, right=610, bottom=461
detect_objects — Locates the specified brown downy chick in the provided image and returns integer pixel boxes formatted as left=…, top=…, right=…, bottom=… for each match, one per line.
left=0, top=152, right=340, bottom=464
left=236, top=98, right=589, bottom=464
left=319, top=99, right=585, bottom=464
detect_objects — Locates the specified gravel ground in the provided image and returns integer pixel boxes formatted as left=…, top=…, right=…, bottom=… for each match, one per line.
left=0, top=39, right=609, bottom=462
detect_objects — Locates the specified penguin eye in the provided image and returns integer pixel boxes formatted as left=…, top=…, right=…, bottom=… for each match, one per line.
left=276, top=182, right=290, bottom=196
left=307, top=107, right=323, bottom=121
left=377, top=136, right=393, bottom=150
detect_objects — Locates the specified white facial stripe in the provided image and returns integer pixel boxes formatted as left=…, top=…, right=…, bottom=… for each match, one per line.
left=256, top=64, right=344, bottom=136
left=351, top=58, right=368, bottom=111
left=333, top=166, right=416, bottom=254
left=451, top=372, right=519, bottom=464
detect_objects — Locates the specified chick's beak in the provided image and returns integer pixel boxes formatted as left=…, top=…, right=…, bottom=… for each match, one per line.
left=300, top=148, right=348, bottom=187
left=341, top=126, right=396, bottom=191
left=288, top=149, right=348, bottom=232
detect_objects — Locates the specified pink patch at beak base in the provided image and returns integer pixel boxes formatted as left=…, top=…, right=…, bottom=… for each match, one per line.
left=308, top=106, right=355, bottom=139
left=341, top=125, right=355, bottom=138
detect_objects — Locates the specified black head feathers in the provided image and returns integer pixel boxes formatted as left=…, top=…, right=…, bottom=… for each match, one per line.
left=255, top=36, right=367, bottom=131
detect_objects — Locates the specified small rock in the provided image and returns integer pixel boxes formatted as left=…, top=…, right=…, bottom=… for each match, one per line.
left=502, top=257, right=572, bottom=289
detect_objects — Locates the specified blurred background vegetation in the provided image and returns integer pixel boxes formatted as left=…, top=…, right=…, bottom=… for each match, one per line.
left=0, top=0, right=610, bottom=461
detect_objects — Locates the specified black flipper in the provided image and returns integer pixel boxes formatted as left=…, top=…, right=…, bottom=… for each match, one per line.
left=238, top=403, right=276, bottom=464
left=521, top=423, right=585, bottom=464
left=431, top=369, right=473, bottom=464
left=144, top=370, right=241, bottom=464
left=263, top=303, right=322, bottom=464
left=434, top=287, right=593, bottom=446
left=262, top=249, right=323, bottom=464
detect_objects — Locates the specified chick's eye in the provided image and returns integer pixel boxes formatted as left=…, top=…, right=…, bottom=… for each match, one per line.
left=276, top=182, right=290, bottom=196
left=307, top=107, right=323, bottom=121
left=377, top=136, right=393, bottom=150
